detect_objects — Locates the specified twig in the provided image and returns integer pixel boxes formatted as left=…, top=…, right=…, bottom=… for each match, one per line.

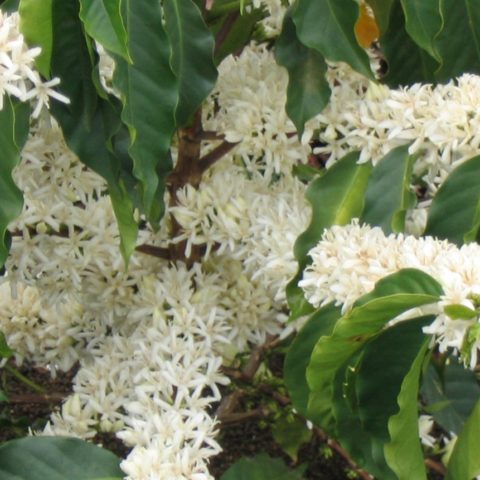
left=218, top=407, right=269, bottom=425
left=6, top=392, right=66, bottom=404
left=197, top=140, right=239, bottom=173
left=313, top=427, right=373, bottom=480
left=5, top=364, right=45, bottom=394
left=135, top=244, right=171, bottom=260
left=199, top=130, right=226, bottom=141
left=214, top=11, right=240, bottom=58
left=425, top=457, right=447, bottom=476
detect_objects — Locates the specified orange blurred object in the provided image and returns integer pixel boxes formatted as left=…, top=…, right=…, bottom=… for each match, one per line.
left=355, top=3, right=380, bottom=48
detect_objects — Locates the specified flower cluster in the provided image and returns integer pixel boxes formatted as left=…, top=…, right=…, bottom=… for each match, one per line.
left=0, top=10, right=68, bottom=115
left=310, top=66, right=480, bottom=192
left=300, top=220, right=480, bottom=367
left=2, top=40, right=311, bottom=479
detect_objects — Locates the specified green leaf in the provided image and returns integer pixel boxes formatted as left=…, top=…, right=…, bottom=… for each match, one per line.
left=384, top=337, right=430, bottom=480
left=163, top=0, right=218, bottom=127
left=79, top=0, right=130, bottom=61
left=443, top=304, right=477, bottom=320
left=292, top=0, right=374, bottom=79
left=275, top=14, right=331, bottom=136
left=18, top=0, right=53, bottom=77
left=220, top=453, right=304, bottom=480
left=361, top=144, right=415, bottom=233
left=0, top=437, right=123, bottom=479
left=379, top=1, right=438, bottom=87
left=0, top=331, right=14, bottom=359
left=399, top=0, right=442, bottom=61
left=366, top=0, right=395, bottom=34
left=306, top=268, right=442, bottom=428
left=50, top=0, right=138, bottom=263
left=0, top=97, right=30, bottom=269
left=284, top=303, right=341, bottom=417
left=112, top=0, right=177, bottom=225
left=446, top=398, right=480, bottom=480
left=422, top=356, right=480, bottom=434
left=434, top=0, right=480, bottom=81
left=272, top=414, right=312, bottom=462
left=425, top=155, right=480, bottom=245
left=287, top=151, right=372, bottom=320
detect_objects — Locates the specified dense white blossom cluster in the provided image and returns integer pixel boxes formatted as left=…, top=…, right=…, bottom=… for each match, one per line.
left=1, top=41, right=310, bottom=480
left=252, top=0, right=293, bottom=37
left=0, top=10, right=68, bottom=115
left=300, top=220, right=480, bottom=367
left=312, top=65, right=480, bottom=192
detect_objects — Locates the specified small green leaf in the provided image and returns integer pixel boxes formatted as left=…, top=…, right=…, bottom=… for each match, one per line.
left=366, top=0, right=395, bottom=34
left=163, top=0, right=218, bottom=127
left=79, top=0, right=130, bottom=61
left=113, top=0, right=177, bottom=225
left=306, top=269, right=442, bottom=428
left=275, top=14, right=331, bottom=136
left=425, top=155, right=480, bottom=245
left=0, top=97, right=30, bottom=269
left=446, top=398, right=480, bottom=480
left=287, top=151, right=372, bottom=320
left=444, top=304, right=477, bottom=320
left=384, top=339, right=430, bottom=480
left=399, top=0, right=442, bottom=62
left=0, top=437, right=123, bottom=480
left=422, top=357, right=480, bottom=434
left=0, top=331, right=13, bottom=359
left=361, top=144, right=415, bottom=233
left=434, top=0, right=480, bottom=81
left=19, top=0, right=53, bottom=77
left=379, top=2, right=438, bottom=87
left=284, top=303, right=341, bottom=417
left=292, top=0, right=374, bottom=79
left=220, top=453, right=304, bottom=480
left=272, top=414, right=312, bottom=462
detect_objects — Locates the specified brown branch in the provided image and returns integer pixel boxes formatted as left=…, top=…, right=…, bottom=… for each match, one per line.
left=218, top=407, right=269, bottom=425
left=425, top=458, right=447, bottom=476
left=7, top=392, right=66, bottom=404
left=313, top=427, right=373, bottom=480
left=135, top=244, right=172, bottom=260
left=199, top=130, right=226, bottom=141
left=214, top=11, right=240, bottom=58
left=197, top=140, right=239, bottom=174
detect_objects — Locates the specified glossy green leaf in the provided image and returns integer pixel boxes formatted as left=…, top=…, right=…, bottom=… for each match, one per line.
left=79, top=0, right=129, bottom=61
left=400, top=0, right=441, bottom=61
left=446, top=398, right=480, bottom=480
left=50, top=0, right=138, bottom=263
left=306, top=269, right=442, bottom=427
left=425, top=155, right=480, bottom=245
left=361, top=144, right=415, bottom=233
left=275, top=14, right=331, bottom=136
left=0, top=97, right=30, bottom=269
left=0, top=437, right=123, bottom=479
left=163, top=0, right=217, bottom=127
left=113, top=0, right=177, bottom=225
left=384, top=338, right=430, bottom=480
left=220, top=453, right=304, bottom=480
left=1, top=0, right=20, bottom=12
left=434, top=0, right=480, bottom=81
left=443, top=304, right=477, bottom=321
left=287, top=151, right=372, bottom=320
left=272, top=414, right=312, bottom=462
left=366, top=0, right=394, bottom=34
left=292, top=0, right=374, bottom=79
left=18, top=0, right=53, bottom=77
left=284, top=303, right=341, bottom=417
left=0, top=331, right=13, bottom=359
left=422, top=357, right=480, bottom=434
left=379, top=1, right=438, bottom=87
